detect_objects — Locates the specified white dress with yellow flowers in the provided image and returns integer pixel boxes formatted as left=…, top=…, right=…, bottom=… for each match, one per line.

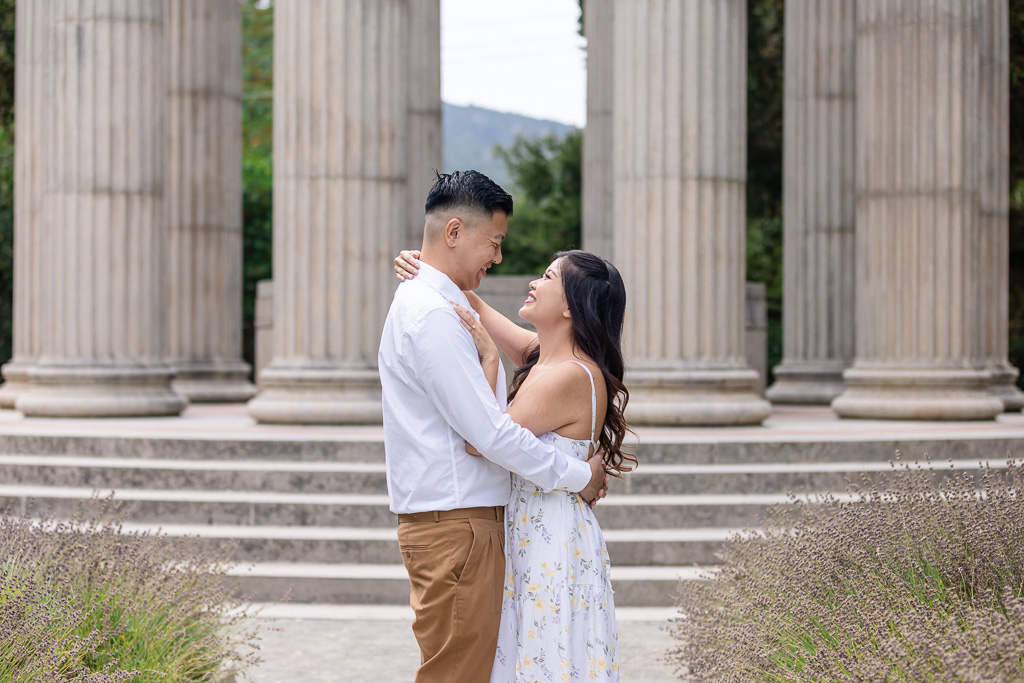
left=491, top=361, right=619, bottom=682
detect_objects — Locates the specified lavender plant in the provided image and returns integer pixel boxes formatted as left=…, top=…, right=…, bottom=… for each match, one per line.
left=0, top=500, right=259, bottom=681
left=670, top=458, right=1024, bottom=682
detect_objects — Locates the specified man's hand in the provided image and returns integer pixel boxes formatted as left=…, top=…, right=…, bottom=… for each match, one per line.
left=578, top=452, right=610, bottom=507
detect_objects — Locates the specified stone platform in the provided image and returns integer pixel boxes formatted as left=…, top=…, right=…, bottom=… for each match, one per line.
left=1, top=404, right=1022, bottom=609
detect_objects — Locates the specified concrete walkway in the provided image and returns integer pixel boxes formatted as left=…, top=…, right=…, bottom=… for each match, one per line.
left=244, top=606, right=683, bottom=682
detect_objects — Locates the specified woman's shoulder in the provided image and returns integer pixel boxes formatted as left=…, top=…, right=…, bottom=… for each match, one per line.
left=532, top=357, right=605, bottom=402
left=562, top=356, right=605, bottom=388
left=520, top=357, right=592, bottom=394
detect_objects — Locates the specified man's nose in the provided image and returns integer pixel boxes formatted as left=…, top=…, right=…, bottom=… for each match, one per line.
left=493, top=245, right=503, bottom=265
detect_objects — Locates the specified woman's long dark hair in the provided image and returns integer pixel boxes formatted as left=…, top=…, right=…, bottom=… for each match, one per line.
left=508, top=250, right=637, bottom=474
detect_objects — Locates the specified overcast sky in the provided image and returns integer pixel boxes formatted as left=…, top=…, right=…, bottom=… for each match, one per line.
left=441, top=0, right=587, bottom=127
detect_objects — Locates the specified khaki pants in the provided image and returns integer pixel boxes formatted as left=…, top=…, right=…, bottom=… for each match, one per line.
left=397, top=506, right=505, bottom=683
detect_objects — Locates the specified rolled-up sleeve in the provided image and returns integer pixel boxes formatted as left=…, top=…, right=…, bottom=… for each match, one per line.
left=404, top=307, right=592, bottom=493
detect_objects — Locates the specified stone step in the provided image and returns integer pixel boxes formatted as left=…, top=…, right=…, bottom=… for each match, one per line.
left=0, top=432, right=1017, bottom=466
left=625, top=437, right=1021, bottom=464
left=116, top=522, right=736, bottom=567
left=0, top=434, right=388, bottom=462
left=2, top=454, right=1002, bottom=496
left=617, top=458, right=1003, bottom=494
left=226, top=562, right=706, bottom=607
left=0, top=455, right=390, bottom=494
left=2, top=484, right=822, bottom=529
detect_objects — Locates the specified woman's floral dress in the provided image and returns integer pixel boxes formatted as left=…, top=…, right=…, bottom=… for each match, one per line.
left=491, top=361, right=619, bottom=682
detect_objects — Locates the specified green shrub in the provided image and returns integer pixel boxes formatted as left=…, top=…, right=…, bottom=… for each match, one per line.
left=670, top=459, right=1024, bottom=681
left=0, top=501, right=259, bottom=681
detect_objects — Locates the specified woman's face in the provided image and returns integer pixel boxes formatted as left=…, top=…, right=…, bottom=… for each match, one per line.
left=519, top=258, right=570, bottom=327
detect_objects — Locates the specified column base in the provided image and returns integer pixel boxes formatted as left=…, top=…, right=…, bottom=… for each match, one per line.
left=16, top=364, right=188, bottom=418
left=247, top=365, right=382, bottom=425
left=625, top=367, right=771, bottom=426
left=831, top=367, right=1003, bottom=421
left=987, top=361, right=1024, bottom=413
left=171, top=361, right=257, bottom=403
left=766, top=361, right=847, bottom=405
left=0, top=361, right=33, bottom=409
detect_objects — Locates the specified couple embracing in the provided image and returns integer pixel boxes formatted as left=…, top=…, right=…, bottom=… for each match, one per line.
left=379, top=170, right=634, bottom=683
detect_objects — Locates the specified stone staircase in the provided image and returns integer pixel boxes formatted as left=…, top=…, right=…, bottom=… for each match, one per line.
left=0, top=430, right=1016, bottom=607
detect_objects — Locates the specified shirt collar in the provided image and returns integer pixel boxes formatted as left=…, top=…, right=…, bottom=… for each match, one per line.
left=415, top=261, right=472, bottom=307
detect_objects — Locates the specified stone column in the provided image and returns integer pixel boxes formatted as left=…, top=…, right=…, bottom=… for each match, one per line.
left=978, top=1, right=1023, bottom=412
left=581, top=0, right=614, bottom=259
left=405, top=0, right=442, bottom=250
left=165, top=0, right=255, bottom=403
left=15, top=0, right=187, bottom=418
left=613, top=0, right=770, bottom=425
left=832, top=0, right=1003, bottom=421
left=0, top=0, right=48, bottom=409
left=247, top=0, right=408, bottom=424
left=766, top=0, right=856, bottom=405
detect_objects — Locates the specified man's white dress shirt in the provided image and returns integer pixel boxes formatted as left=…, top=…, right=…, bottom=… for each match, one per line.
left=379, top=261, right=592, bottom=514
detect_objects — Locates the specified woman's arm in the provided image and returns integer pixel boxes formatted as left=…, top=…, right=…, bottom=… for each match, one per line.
left=451, top=302, right=499, bottom=397
left=464, top=290, right=538, bottom=366
left=393, top=249, right=538, bottom=365
left=451, top=301, right=500, bottom=457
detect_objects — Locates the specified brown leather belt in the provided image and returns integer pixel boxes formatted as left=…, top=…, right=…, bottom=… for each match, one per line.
left=398, top=505, right=503, bottom=524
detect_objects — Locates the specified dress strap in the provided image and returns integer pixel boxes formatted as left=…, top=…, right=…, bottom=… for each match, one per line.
left=564, top=360, right=598, bottom=445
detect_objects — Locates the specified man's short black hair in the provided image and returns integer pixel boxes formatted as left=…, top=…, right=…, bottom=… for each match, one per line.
left=424, top=170, right=514, bottom=218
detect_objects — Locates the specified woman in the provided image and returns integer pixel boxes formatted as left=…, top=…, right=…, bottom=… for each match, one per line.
left=395, top=248, right=635, bottom=682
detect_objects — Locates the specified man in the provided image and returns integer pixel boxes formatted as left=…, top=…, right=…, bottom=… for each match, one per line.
left=379, top=171, right=607, bottom=682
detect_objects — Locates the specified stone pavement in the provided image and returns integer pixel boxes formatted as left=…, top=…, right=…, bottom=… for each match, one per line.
left=1, top=403, right=1022, bottom=442
left=244, top=606, right=682, bottom=682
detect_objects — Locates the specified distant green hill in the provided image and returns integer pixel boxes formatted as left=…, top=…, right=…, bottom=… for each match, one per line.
left=443, top=103, right=577, bottom=191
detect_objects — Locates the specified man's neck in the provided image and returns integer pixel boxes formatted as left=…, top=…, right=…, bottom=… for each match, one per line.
left=417, top=248, right=459, bottom=287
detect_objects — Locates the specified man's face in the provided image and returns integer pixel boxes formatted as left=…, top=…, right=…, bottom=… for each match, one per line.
left=452, top=210, right=507, bottom=290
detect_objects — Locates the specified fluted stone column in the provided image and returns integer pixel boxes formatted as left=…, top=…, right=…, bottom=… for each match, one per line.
left=978, top=1, right=1023, bottom=412
left=614, top=0, right=770, bottom=425
left=581, top=0, right=614, bottom=259
left=832, top=0, right=1003, bottom=421
left=247, top=0, right=409, bottom=424
left=405, top=0, right=442, bottom=249
left=15, top=1, right=187, bottom=418
left=766, top=0, right=856, bottom=405
left=165, top=0, right=255, bottom=403
left=0, top=0, right=49, bottom=409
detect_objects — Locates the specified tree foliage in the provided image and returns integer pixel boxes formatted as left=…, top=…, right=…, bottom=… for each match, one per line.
left=0, top=0, right=13, bottom=126
left=0, top=124, right=11, bottom=367
left=491, top=130, right=583, bottom=276
left=0, top=0, right=13, bottom=367
left=1009, top=0, right=1024, bottom=386
left=745, top=0, right=785, bottom=382
left=241, top=0, right=274, bottom=372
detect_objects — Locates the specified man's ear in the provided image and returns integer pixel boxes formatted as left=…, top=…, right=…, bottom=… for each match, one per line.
left=443, top=218, right=461, bottom=248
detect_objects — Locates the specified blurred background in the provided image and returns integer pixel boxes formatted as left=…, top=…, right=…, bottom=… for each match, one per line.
left=0, top=0, right=1020, bottom=389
